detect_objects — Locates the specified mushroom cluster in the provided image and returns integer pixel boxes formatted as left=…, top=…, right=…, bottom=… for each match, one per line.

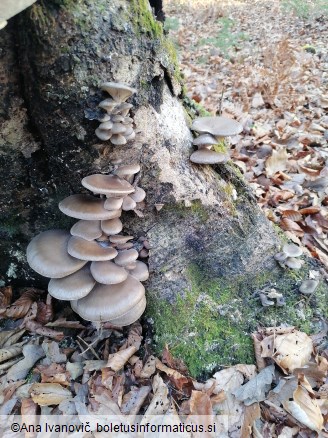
left=26, top=165, right=148, bottom=327
left=190, top=116, right=243, bottom=164
left=274, top=243, right=304, bottom=269
left=95, top=82, right=137, bottom=146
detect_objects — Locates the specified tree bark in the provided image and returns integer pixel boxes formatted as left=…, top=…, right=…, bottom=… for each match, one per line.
left=0, top=0, right=326, bottom=376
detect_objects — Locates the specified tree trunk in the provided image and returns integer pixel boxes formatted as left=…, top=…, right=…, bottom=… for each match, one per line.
left=0, top=0, right=326, bottom=376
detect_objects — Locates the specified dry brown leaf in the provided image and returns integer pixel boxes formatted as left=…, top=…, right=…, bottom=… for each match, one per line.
left=261, top=331, right=313, bottom=374
left=188, top=391, right=214, bottom=438
left=36, top=294, right=54, bottom=325
left=30, top=383, right=72, bottom=406
left=0, top=286, right=12, bottom=310
left=21, top=398, right=38, bottom=438
left=162, top=344, right=188, bottom=374
left=46, top=318, right=85, bottom=329
left=0, top=344, right=24, bottom=363
left=266, top=148, right=289, bottom=177
left=139, top=355, right=156, bottom=378
left=37, top=363, right=69, bottom=386
left=283, top=375, right=324, bottom=432
left=121, top=385, right=151, bottom=416
left=2, top=380, right=25, bottom=403
left=240, top=403, right=261, bottom=438
left=24, top=320, right=64, bottom=341
left=252, top=333, right=267, bottom=371
left=2, top=329, right=26, bottom=348
left=2, top=288, right=43, bottom=319
left=142, top=374, right=170, bottom=416
left=280, top=218, right=304, bottom=237
left=281, top=210, right=302, bottom=222
left=106, top=345, right=138, bottom=371
left=155, top=358, right=185, bottom=380
left=7, top=344, right=45, bottom=381
left=299, top=207, right=321, bottom=215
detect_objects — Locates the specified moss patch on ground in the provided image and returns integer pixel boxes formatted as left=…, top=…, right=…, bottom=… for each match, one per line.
left=148, top=262, right=328, bottom=378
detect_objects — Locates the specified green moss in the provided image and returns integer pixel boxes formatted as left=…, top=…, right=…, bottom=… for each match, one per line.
left=130, top=0, right=163, bottom=38
left=183, top=95, right=212, bottom=120
left=148, top=261, right=328, bottom=378
left=165, top=200, right=209, bottom=222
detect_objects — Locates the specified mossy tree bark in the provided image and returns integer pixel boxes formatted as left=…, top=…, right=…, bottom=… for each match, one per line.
left=0, top=0, right=326, bottom=376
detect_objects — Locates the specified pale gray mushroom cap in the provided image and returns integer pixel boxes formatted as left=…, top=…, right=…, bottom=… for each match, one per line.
left=190, top=149, right=229, bottom=164
left=110, top=134, right=127, bottom=145
left=113, top=103, right=133, bottom=116
left=70, top=220, right=102, bottom=241
left=113, top=164, right=140, bottom=178
left=107, top=296, right=146, bottom=326
left=114, top=249, right=139, bottom=266
left=98, top=98, right=116, bottom=111
left=128, top=261, right=149, bottom=282
left=122, top=196, right=137, bottom=211
left=282, top=243, right=303, bottom=258
left=99, top=121, right=113, bottom=130
left=101, top=82, right=137, bottom=103
left=191, top=116, right=243, bottom=137
left=104, top=197, right=124, bottom=211
left=129, top=187, right=146, bottom=203
left=285, top=257, right=303, bottom=269
left=101, top=218, right=123, bottom=235
left=67, top=236, right=118, bottom=261
left=81, top=174, right=134, bottom=197
left=59, top=194, right=121, bottom=220
left=95, top=128, right=111, bottom=141
left=299, top=279, right=319, bottom=294
left=193, top=133, right=218, bottom=146
left=26, top=230, right=87, bottom=279
left=90, top=260, right=128, bottom=284
left=111, top=123, right=126, bottom=135
left=125, top=131, right=136, bottom=142
left=70, top=275, right=145, bottom=322
left=110, top=235, right=134, bottom=244
left=48, top=264, right=96, bottom=300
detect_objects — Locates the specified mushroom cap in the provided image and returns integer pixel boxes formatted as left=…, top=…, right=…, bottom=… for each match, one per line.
left=113, top=103, right=133, bottom=116
left=70, top=220, right=102, bottom=241
left=191, top=116, right=243, bottom=137
left=90, top=260, right=128, bottom=284
left=99, top=121, right=113, bottom=130
left=111, top=123, right=126, bottom=135
left=190, top=149, right=229, bottom=164
left=48, top=264, right=96, bottom=300
left=125, top=131, right=136, bottom=142
left=110, top=134, right=127, bottom=145
left=109, top=235, right=134, bottom=244
left=122, top=196, right=137, bottom=211
left=104, top=197, right=124, bottom=211
left=114, top=249, right=139, bottom=267
left=299, top=279, right=319, bottom=294
left=81, top=174, right=134, bottom=197
left=98, top=98, right=116, bottom=111
left=95, top=128, right=111, bottom=141
left=285, top=257, right=303, bottom=269
left=26, top=230, right=87, bottom=279
left=130, top=187, right=146, bottom=203
left=70, top=275, right=145, bottom=322
left=101, top=82, right=137, bottom=102
left=114, top=164, right=140, bottom=177
left=59, top=194, right=120, bottom=220
left=67, top=236, right=118, bottom=261
left=193, top=133, right=218, bottom=146
left=282, top=243, right=303, bottom=258
left=108, top=296, right=146, bottom=326
left=101, top=218, right=123, bottom=235
left=128, top=261, right=149, bottom=282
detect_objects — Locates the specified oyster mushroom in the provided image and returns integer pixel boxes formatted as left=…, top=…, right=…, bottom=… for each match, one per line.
left=59, top=194, right=121, bottom=220
left=101, top=82, right=137, bottom=103
left=48, top=264, right=96, bottom=300
left=81, top=174, right=134, bottom=197
left=299, top=279, right=319, bottom=295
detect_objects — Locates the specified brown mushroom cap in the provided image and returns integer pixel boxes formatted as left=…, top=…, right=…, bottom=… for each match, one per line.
left=190, top=149, right=229, bottom=164
left=193, top=133, right=218, bottom=146
left=81, top=174, right=134, bottom=197
left=114, top=249, right=138, bottom=267
left=108, top=296, right=146, bottom=326
left=48, top=264, right=96, bottom=300
left=101, top=82, right=137, bottom=103
left=128, top=261, right=149, bottom=282
left=191, top=116, right=243, bottom=137
left=90, top=260, right=128, bottom=284
left=101, top=218, right=123, bottom=235
left=104, top=197, right=124, bottom=211
left=70, top=275, right=145, bottom=322
left=70, top=220, right=102, bottom=241
left=26, top=230, right=87, bottom=278
left=109, top=235, right=134, bottom=244
left=59, top=194, right=120, bottom=220
left=67, top=236, right=118, bottom=261
left=114, top=164, right=140, bottom=177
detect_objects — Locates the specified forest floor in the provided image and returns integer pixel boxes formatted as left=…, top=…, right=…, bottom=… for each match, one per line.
left=0, top=1, right=327, bottom=436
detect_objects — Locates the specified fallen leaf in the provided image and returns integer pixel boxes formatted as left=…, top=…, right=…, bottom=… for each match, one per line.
left=2, top=288, right=43, bottom=319
left=30, top=383, right=72, bottom=406
left=24, top=320, right=64, bottom=341
left=106, top=345, right=138, bottom=371
left=232, top=365, right=275, bottom=405
left=121, top=385, right=151, bottom=416
left=266, top=148, right=289, bottom=177
left=139, top=355, right=156, bottom=378
left=7, top=344, right=45, bottom=381
left=240, top=403, right=261, bottom=438
left=142, top=374, right=170, bottom=416
left=36, top=294, right=53, bottom=325
left=261, top=331, right=313, bottom=374
left=0, top=344, right=24, bottom=364
left=0, top=286, right=12, bottom=310
left=283, top=375, right=324, bottom=432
